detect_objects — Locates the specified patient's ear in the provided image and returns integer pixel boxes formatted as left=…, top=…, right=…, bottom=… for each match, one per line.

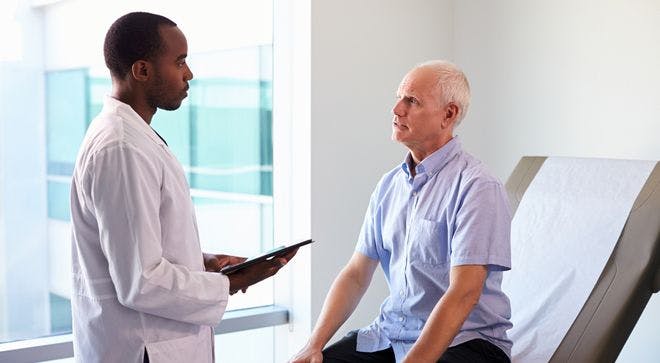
left=442, top=103, right=460, bottom=128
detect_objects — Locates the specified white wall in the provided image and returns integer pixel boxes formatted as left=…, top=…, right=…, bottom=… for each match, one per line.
left=309, top=0, right=454, bottom=345
left=453, top=0, right=660, bottom=181
left=452, top=1, right=660, bottom=361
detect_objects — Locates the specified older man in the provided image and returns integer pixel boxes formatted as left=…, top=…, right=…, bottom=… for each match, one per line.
left=291, top=61, right=512, bottom=363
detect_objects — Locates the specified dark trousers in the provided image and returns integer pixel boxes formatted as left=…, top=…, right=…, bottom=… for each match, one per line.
left=322, top=331, right=510, bottom=363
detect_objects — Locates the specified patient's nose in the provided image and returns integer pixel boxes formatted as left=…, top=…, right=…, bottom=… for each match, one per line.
left=392, top=99, right=406, bottom=116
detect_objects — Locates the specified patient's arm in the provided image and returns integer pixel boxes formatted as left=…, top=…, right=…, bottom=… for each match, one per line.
left=289, top=252, right=378, bottom=363
left=403, top=264, right=488, bottom=363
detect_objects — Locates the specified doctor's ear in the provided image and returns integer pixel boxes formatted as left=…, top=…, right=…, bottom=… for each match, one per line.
left=131, top=60, right=150, bottom=81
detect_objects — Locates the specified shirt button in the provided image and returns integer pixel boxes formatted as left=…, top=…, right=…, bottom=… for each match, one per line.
left=399, top=290, right=405, bottom=297
left=399, top=316, right=404, bottom=322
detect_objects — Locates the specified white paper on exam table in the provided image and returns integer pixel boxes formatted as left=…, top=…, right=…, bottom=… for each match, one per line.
left=501, top=157, right=655, bottom=363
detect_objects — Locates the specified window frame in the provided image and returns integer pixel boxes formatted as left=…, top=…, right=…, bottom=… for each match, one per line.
left=0, top=305, right=289, bottom=362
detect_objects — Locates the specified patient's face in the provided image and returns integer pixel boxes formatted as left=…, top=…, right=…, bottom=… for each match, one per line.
left=391, top=67, right=447, bottom=152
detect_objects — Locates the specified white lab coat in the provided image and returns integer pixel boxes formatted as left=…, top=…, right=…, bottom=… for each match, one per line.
left=70, top=97, right=230, bottom=363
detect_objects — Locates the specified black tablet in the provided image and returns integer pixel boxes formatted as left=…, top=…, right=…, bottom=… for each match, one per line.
left=220, top=239, right=313, bottom=275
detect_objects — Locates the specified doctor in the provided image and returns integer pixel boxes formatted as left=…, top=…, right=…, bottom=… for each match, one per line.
left=70, top=12, right=295, bottom=363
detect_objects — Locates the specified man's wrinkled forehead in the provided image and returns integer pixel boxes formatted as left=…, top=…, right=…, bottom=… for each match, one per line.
left=398, top=67, right=437, bottom=96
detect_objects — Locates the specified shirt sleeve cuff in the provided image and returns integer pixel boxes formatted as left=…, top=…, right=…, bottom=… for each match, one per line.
left=451, top=254, right=511, bottom=271
left=208, top=272, right=231, bottom=326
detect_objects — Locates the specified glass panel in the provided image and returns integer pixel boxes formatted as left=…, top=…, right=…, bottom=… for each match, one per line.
left=45, top=69, right=88, bottom=175
left=47, top=181, right=71, bottom=221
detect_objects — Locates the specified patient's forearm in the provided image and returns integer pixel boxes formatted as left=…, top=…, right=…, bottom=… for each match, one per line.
left=307, top=258, right=375, bottom=349
left=404, top=265, right=487, bottom=362
left=404, top=288, right=479, bottom=362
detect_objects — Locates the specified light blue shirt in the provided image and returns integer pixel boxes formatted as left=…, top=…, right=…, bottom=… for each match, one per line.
left=356, top=137, right=513, bottom=361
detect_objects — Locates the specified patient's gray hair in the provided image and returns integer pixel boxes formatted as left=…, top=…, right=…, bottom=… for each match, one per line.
left=416, top=60, right=471, bottom=125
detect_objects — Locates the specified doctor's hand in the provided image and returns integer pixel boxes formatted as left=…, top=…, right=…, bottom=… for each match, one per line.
left=227, top=247, right=299, bottom=295
left=203, top=253, right=247, bottom=273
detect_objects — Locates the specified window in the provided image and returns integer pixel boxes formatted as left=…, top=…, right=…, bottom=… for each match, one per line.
left=0, top=0, right=285, bottom=362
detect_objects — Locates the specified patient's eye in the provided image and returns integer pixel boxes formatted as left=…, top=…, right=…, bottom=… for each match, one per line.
left=396, top=95, right=419, bottom=106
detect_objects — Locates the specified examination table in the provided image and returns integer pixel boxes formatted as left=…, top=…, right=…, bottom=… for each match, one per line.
left=504, top=157, right=660, bottom=362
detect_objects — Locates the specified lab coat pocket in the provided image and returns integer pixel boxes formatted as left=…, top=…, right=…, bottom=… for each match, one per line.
left=145, top=333, right=212, bottom=363
left=408, top=218, right=449, bottom=266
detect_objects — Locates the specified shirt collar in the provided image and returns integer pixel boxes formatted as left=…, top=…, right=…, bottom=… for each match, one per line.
left=102, top=96, right=167, bottom=147
left=400, top=136, right=462, bottom=178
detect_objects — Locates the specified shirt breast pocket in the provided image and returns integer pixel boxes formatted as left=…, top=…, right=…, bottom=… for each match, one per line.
left=408, top=218, right=450, bottom=266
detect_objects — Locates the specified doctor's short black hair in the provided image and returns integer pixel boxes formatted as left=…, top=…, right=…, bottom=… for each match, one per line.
left=103, top=12, right=177, bottom=79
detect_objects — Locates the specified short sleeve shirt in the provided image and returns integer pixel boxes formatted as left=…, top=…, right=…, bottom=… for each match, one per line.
left=355, top=137, right=513, bottom=361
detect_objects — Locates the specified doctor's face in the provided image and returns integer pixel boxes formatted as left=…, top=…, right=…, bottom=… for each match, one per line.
left=391, top=67, right=447, bottom=150
left=146, top=25, right=194, bottom=111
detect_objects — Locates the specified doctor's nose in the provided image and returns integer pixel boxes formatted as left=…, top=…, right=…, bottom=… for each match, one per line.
left=184, top=64, right=193, bottom=81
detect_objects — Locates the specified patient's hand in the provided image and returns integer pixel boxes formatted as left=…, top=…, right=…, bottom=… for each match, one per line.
left=289, top=343, right=323, bottom=363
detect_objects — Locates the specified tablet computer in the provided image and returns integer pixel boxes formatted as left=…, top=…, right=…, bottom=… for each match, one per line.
left=220, top=239, right=313, bottom=275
